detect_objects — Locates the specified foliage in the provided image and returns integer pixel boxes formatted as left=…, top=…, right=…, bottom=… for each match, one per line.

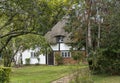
left=89, top=48, right=120, bottom=75
left=0, top=67, right=11, bottom=83
left=0, top=59, right=4, bottom=66
left=0, top=0, right=42, bottom=53
left=0, top=0, right=70, bottom=67
left=55, top=52, right=63, bottom=65
left=72, top=51, right=84, bottom=61
left=14, top=34, right=51, bottom=54
left=88, top=0, right=120, bottom=75
left=65, top=0, right=120, bottom=75
left=2, top=33, right=51, bottom=67
left=70, top=67, right=93, bottom=83
left=25, top=58, right=30, bottom=65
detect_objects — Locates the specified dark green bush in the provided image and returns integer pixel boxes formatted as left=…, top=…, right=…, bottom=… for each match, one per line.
left=25, top=58, right=30, bottom=65
left=0, top=67, right=11, bottom=83
left=88, top=48, right=120, bottom=75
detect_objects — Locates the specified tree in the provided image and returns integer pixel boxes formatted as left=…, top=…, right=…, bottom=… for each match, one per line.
left=87, top=0, right=120, bottom=74
left=0, top=0, right=42, bottom=53
left=0, top=0, right=70, bottom=67
left=0, top=0, right=69, bottom=54
left=2, top=34, right=51, bottom=67
left=65, top=0, right=120, bottom=74
left=94, top=0, right=120, bottom=74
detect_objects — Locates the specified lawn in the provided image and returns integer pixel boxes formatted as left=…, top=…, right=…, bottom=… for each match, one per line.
left=10, top=65, right=120, bottom=83
left=10, top=65, right=86, bottom=83
left=93, top=74, right=120, bottom=83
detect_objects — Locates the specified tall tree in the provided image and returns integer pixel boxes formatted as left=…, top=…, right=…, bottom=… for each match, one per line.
left=0, top=0, right=70, bottom=66
left=0, top=0, right=69, bottom=54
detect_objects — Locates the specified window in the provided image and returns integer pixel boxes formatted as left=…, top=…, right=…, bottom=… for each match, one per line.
left=56, top=36, right=64, bottom=43
left=61, top=51, right=71, bottom=58
left=31, top=52, right=36, bottom=58
left=62, top=52, right=64, bottom=57
left=68, top=52, right=70, bottom=57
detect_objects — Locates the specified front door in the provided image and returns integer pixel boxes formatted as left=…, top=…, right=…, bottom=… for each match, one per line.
left=48, top=52, right=54, bottom=65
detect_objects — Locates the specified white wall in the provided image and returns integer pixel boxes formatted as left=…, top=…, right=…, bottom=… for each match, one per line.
left=15, top=49, right=46, bottom=65
left=15, top=43, right=72, bottom=65
left=30, top=54, right=46, bottom=64
left=51, top=43, right=71, bottom=51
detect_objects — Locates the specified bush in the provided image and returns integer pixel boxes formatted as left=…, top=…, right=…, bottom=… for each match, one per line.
left=0, top=67, right=11, bottom=83
left=55, top=53, right=63, bottom=65
left=70, top=67, right=93, bottom=83
left=25, top=58, right=30, bottom=65
left=88, top=48, right=120, bottom=75
left=72, top=52, right=84, bottom=62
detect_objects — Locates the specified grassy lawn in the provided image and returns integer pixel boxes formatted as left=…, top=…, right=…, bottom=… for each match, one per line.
left=93, top=74, right=120, bottom=83
left=10, top=65, right=85, bottom=83
left=10, top=65, right=120, bottom=83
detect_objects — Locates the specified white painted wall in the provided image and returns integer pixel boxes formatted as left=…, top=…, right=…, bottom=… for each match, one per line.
left=30, top=54, right=46, bottom=64
left=15, top=43, right=72, bottom=65
left=15, top=49, right=46, bottom=65
left=51, top=43, right=71, bottom=51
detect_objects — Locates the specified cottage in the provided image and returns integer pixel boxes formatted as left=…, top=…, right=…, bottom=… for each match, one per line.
left=45, top=18, right=76, bottom=65
left=15, top=17, right=85, bottom=65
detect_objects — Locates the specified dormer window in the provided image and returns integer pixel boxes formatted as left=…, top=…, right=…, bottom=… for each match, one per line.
left=56, top=36, right=64, bottom=43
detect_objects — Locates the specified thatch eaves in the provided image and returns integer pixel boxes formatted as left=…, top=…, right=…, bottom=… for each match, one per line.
left=45, top=18, right=72, bottom=44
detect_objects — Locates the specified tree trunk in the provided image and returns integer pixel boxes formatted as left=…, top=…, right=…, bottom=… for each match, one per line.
left=86, top=0, right=92, bottom=56
left=97, top=21, right=101, bottom=48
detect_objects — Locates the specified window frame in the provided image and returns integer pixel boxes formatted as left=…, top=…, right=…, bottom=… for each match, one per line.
left=61, top=51, right=71, bottom=58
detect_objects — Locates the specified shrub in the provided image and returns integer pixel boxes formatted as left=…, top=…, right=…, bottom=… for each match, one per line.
left=25, top=58, right=30, bottom=65
left=88, top=48, right=120, bottom=75
left=0, top=67, right=11, bottom=83
left=70, top=67, right=93, bottom=83
left=72, top=52, right=83, bottom=61
left=55, top=53, right=63, bottom=65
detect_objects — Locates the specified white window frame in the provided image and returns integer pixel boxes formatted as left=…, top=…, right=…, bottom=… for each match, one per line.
left=61, top=51, right=71, bottom=58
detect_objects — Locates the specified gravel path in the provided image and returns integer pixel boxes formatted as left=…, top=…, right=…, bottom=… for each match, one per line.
left=51, top=73, right=74, bottom=83
left=51, top=67, right=88, bottom=83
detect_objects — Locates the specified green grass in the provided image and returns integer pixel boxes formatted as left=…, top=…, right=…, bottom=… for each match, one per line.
left=10, top=65, right=86, bottom=83
left=10, top=65, right=120, bottom=83
left=92, top=74, right=120, bottom=83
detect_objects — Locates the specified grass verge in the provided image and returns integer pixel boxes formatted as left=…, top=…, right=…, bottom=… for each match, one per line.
left=92, top=74, right=120, bottom=83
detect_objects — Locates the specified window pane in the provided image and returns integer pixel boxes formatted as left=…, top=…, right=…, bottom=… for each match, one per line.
left=56, top=36, right=63, bottom=43
left=31, top=52, right=34, bottom=58
left=61, top=51, right=71, bottom=58
left=62, top=52, right=64, bottom=57
left=68, top=52, right=70, bottom=57
left=65, top=52, right=67, bottom=57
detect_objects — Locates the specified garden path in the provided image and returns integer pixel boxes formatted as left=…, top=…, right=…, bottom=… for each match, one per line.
left=51, top=73, right=74, bottom=83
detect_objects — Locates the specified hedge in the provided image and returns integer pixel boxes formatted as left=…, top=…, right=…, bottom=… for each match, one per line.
left=0, top=67, right=11, bottom=83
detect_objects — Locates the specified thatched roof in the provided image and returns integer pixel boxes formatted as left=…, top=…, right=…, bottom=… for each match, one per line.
left=45, top=18, right=71, bottom=44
